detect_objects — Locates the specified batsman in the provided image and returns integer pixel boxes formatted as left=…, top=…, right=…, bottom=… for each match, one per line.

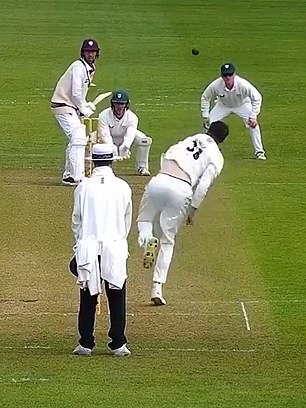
left=51, top=38, right=101, bottom=186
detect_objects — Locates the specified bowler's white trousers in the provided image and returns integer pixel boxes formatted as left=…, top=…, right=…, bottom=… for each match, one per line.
left=54, top=111, right=87, bottom=181
left=209, top=102, right=265, bottom=155
left=137, top=173, right=192, bottom=283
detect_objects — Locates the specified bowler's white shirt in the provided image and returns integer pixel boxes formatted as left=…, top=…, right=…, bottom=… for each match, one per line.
left=98, top=108, right=139, bottom=148
left=71, top=166, right=132, bottom=243
left=51, top=59, right=95, bottom=114
left=163, top=133, right=224, bottom=208
left=201, top=75, right=262, bottom=118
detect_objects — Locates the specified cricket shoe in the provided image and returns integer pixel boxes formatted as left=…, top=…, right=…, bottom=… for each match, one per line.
left=256, top=152, right=266, bottom=160
left=72, top=344, right=92, bottom=356
left=138, top=167, right=151, bottom=176
left=109, top=344, right=131, bottom=357
left=143, top=237, right=159, bottom=269
left=62, top=177, right=79, bottom=186
left=151, top=282, right=166, bottom=306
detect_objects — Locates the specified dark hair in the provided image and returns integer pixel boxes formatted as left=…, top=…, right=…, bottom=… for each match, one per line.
left=93, top=160, right=113, bottom=167
left=207, top=121, right=229, bottom=144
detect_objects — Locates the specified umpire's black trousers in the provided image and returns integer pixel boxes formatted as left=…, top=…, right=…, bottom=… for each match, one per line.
left=70, top=256, right=127, bottom=350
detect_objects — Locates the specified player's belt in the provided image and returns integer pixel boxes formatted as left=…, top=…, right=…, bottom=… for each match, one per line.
left=50, top=102, right=77, bottom=110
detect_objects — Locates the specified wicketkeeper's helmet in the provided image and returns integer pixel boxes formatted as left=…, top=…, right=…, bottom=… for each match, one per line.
left=111, top=90, right=130, bottom=110
left=80, top=39, right=100, bottom=58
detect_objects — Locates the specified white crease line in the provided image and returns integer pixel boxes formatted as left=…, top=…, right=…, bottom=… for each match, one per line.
left=0, top=378, right=49, bottom=384
left=240, top=302, right=251, bottom=331
left=140, top=347, right=256, bottom=353
left=129, top=312, right=240, bottom=317
left=4, top=345, right=50, bottom=349
left=0, top=311, right=240, bottom=318
left=3, top=346, right=255, bottom=353
left=189, top=299, right=306, bottom=304
left=229, top=182, right=306, bottom=185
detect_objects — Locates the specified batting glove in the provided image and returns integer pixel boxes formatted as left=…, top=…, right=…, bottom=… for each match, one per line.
left=86, top=102, right=96, bottom=112
left=80, top=106, right=94, bottom=118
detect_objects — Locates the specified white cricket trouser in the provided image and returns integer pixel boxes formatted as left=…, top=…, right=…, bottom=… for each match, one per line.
left=54, top=112, right=87, bottom=181
left=209, top=102, right=265, bottom=154
left=112, top=130, right=152, bottom=170
left=137, top=173, right=192, bottom=284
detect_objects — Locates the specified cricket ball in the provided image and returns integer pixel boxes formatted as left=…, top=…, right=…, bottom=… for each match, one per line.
left=192, top=48, right=199, bottom=55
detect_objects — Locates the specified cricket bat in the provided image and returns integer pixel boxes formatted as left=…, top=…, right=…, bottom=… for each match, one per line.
left=91, top=91, right=112, bottom=107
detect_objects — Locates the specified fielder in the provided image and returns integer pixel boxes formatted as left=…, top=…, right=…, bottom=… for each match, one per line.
left=201, top=63, right=266, bottom=160
left=71, top=143, right=132, bottom=357
left=51, top=38, right=100, bottom=186
left=137, top=121, right=229, bottom=305
left=98, top=90, right=152, bottom=176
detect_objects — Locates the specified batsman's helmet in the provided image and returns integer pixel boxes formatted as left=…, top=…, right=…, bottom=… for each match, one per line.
left=80, top=38, right=100, bottom=58
left=207, top=121, right=229, bottom=144
left=111, top=90, right=130, bottom=109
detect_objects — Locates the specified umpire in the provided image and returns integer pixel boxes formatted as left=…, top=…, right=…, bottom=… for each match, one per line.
left=70, top=143, right=132, bottom=357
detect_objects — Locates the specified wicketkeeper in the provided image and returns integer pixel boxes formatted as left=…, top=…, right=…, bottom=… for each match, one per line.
left=98, top=90, right=152, bottom=176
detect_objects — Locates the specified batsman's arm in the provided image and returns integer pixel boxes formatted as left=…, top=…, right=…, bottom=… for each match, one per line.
left=71, top=65, right=87, bottom=112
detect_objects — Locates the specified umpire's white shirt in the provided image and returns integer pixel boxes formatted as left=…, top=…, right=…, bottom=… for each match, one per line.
left=51, top=58, right=95, bottom=115
left=163, top=133, right=224, bottom=208
left=98, top=108, right=139, bottom=148
left=201, top=75, right=262, bottom=118
left=72, top=166, right=132, bottom=289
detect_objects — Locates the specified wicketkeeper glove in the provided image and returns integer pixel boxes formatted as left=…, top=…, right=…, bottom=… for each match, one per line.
left=119, top=145, right=131, bottom=159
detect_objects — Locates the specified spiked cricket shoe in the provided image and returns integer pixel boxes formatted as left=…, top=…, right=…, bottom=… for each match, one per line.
left=256, top=152, right=266, bottom=160
left=143, top=237, right=158, bottom=269
left=151, top=282, right=166, bottom=306
left=138, top=167, right=151, bottom=176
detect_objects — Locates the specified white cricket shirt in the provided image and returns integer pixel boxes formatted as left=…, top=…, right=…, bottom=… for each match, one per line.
left=51, top=59, right=95, bottom=114
left=201, top=75, right=262, bottom=118
left=163, top=133, right=224, bottom=208
left=98, top=107, right=139, bottom=149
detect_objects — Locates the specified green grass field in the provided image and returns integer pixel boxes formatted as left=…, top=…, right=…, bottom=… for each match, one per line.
left=0, top=1, right=305, bottom=407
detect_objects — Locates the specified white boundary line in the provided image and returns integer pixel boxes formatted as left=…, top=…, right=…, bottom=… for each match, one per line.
left=240, top=302, right=251, bottom=331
